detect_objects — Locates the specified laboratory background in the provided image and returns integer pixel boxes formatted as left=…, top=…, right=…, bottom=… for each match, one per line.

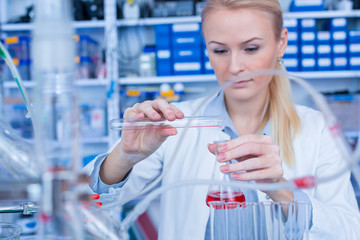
left=0, top=0, right=360, bottom=239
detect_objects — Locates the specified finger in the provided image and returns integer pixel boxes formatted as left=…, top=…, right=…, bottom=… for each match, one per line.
left=220, top=157, right=275, bottom=173
left=152, top=99, right=180, bottom=121
left=134, top=101, right=164, bottom=120
left=224, top=135, right=274, bottom=151
left=231, top=167, right=283, bottom=182
left=217, top=142, right=280, bottom=163
left=156, top=127, right=178, bottom=142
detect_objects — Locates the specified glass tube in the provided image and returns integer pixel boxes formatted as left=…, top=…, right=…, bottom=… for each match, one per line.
left=109, top=116, right=222, bottom=130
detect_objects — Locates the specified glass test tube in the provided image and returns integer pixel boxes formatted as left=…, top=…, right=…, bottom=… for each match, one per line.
left=109, top=116, right=223, bottom=130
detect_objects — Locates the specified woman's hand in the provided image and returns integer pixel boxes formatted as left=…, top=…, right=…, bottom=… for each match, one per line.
left=100, top=99, right=184, bottom=185
left=119, top=98, right=184, bottom=164
left=208, top=134, right=293, bottom=202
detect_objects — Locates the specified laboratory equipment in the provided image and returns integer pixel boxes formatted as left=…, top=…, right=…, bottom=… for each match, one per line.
left=208, top=200, right=311, bottom=240
left=0, top=222, right=22, bottom=239
left=206, top=140, right=245, bottom=208
left=109, top=116, right=223, bottom=130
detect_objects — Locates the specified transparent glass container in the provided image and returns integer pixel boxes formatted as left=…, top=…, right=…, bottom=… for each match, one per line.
left=206, top=140, right=245, bottom=208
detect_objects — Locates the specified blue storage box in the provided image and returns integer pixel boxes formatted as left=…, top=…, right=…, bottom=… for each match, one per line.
left=283, top=58, right=299, bottom=72
left=301, top=45, right=316, bottom=58
left=332, top=31, right=347, bottom=44
left=333, top=44, right=348, bottom=56
left=317, top=57, right=332, bottom=71
left=290, top=0, right=324, bottom=12
left=317, top=44, right=332, bottom=57
left=284, top=45, right=299, bottom=58
left=173, top=61, right=202, bottom=75
left=301, top=32, right=316, bottom=44
left=350, top=56, right=360, bottom=70
left=300, top=19, right=316, bottom=31
left=171, top=23, right=201, bottom=48
left=350, top=43, right=360, bottom=56
left=349, top=31, right=360, bottom=43
left=155, top=25, right=171, bottom=49
left=287, top=31, right=299, bottom=45
left=172, top=34, right=202, bottom=48
left=317, top=31, right=331, bottom=44
left=157, top=60, right=172, bottom=76
left=5, top=36, right=31, bottom=60
left=301, top=58, right=316, bottom=71
left=173, top=48, right=202, bottom=62
left=283, top=19, right=299, bottom=31
left=331, top=18, right=348, bottom=31
left=156, top=49, right=172, bottom=76
left=333, top=56, right=348, bottom=70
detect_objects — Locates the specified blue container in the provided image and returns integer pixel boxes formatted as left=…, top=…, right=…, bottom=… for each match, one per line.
left=173, top=61, right=202, bottom=75
left=5, top=36, right=31, bottom=60
left=173, top=48, right=201, bottom=62
left=317, top=57, right=332, bottom=71
left=283, top=58, right=299, bottom=72
left=333, top=44, right=348, bottom=57
left=300, top=19, right=316, bottom=31
left=301, top=45, right=316, bottom=58
left=284, top=45, right=299, bottom=58
left=287, top=31, right=299, bottom=45
left=333, top=56, right=348, bottom=70
left=317, top=44, right=332, bottom=57
left=301, top=58, right=316, bottom=71
left=290, top=0, right=324, bottom=12
left=156, top=49, right=172, bottom=76
left=155, top=25, right=172, bottom=49
left=350, top=56, right=360, bottom=70
left=317, top=31, right=331, bottom=44
left=331, top=18, right=348, bottom=31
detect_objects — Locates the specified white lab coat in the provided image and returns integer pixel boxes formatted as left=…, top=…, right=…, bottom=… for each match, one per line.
left=87, top=96, right=360, bottom=240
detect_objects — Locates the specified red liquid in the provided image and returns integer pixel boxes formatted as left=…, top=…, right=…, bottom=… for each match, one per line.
left=206, top=191, right=245, bottom=209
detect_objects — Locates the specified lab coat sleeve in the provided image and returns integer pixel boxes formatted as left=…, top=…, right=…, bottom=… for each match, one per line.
left=83, top=144, right=164, bottom=199
left=308, top=125, right=360, bottom=239
left=83, top=153, right=131, bottom=194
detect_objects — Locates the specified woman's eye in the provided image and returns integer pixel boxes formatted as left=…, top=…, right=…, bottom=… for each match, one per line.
left=214, top=49, right=228, bottom=54
left=245, top=46, right=259, bottom=53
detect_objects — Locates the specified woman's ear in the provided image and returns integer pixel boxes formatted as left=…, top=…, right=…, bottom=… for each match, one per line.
left=278, top=28, right=288, bottom=58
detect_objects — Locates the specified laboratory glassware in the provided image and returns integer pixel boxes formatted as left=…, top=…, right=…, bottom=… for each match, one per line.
left=109, top=115, right=223, bottom=130
left=0, top=222, right=22, bottom=239
left=206, top=140, right=245, bottom=208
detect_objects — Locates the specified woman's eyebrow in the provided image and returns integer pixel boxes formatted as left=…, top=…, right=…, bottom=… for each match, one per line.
left=208, top=37, right=264, bottom=46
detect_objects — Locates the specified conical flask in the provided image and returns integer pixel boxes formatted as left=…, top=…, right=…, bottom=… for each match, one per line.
left=206, top=140, right=245, bottom=208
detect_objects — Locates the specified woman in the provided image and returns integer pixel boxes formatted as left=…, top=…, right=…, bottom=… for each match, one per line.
left=86, top=0, right=360, bottom=239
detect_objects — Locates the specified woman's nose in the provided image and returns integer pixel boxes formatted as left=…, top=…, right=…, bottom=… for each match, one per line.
left=229, top=52, right=245, bottom=75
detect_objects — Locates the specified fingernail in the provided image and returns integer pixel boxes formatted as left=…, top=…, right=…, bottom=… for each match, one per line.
left=168, top=112, right=174, bottom=118
left=219, top=144, right=227, bottom=151
left=220, top=165, right=229, bottom=172
left=217, top=153, right=226, bottom=162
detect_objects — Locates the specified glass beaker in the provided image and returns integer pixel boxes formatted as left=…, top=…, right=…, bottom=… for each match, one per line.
left=0, top=222, right=22, bottom=240
left=206, top=140, right=245, bottom=208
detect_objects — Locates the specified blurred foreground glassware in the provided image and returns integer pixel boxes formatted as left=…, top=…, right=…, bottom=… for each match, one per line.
left=208, top=201, right=311, bottom=240
left=0, top=222, right=22, bottom=240
left=206, top=140, right=245, bottom=208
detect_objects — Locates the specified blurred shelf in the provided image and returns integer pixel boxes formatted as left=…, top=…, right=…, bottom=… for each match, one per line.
left=119, top=74, right=217, bottom=85
left=119, top=71, right=360, bottom=85
left=115, top=10, right=360, bottom=26
left=3, top=79, right=108, bottom=88
left=1, top=20, right=105, bottom=32
left=284, top=10, right=360, bottom=19
left=81, top=137, right=108, bottom=144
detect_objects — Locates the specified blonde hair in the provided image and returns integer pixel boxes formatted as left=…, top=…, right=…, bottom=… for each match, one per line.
left=201, top=0, right=301, bottom=167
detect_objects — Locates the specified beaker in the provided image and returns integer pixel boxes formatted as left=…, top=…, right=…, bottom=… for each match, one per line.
left=0, top=222, right=22, bottom=240
left=206, top=140, right=245, bottom=208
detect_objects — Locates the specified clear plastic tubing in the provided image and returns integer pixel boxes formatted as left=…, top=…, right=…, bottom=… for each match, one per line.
left=109, top=116, right=223, bottom=130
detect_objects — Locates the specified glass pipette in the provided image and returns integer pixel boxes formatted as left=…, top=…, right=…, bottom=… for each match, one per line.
left=109, top=116, right=222, bottom=131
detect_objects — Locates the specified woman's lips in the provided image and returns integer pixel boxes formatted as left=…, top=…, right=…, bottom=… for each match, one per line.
left=231, top=79, right=252, bottom=87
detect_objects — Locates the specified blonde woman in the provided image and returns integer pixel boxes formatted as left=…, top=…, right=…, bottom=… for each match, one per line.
left=86, top=0, right=360, bottom=238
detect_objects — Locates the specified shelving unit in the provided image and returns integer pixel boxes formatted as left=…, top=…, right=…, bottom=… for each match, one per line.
left=1, top=0, right=360, bottom=151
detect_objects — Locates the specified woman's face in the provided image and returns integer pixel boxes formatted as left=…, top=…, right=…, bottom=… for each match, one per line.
left=203, top=8, right=287, bottom=102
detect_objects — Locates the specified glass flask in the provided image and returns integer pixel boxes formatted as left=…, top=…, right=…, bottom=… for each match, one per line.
left=206, top=140, right=245, bottom=208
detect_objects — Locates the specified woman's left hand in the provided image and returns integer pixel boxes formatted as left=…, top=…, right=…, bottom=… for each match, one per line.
left=208, top=134, right=293, bottom=201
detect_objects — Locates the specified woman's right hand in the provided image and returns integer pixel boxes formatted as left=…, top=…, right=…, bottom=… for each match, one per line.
left=100, top=99, right=184, bottom=185
left=119, top=98, right=185, bottom=164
